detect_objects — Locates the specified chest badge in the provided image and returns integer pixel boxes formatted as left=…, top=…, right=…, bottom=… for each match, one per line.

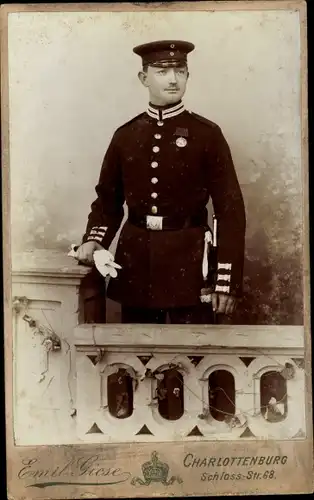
left=176, top=137, right=187, bottom=148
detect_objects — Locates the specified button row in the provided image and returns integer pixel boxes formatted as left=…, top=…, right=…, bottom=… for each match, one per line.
left=150, top=127, right=163, bottom=213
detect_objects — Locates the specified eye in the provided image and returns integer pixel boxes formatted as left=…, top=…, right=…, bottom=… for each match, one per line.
left=157, top=70, right=166, bottom=75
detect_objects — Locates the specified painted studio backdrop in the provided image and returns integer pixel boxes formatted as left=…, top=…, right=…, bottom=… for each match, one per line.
left=9, top=9, right=303, bottom=325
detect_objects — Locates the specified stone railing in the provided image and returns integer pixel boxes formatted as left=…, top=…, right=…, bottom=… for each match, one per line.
left=74, top=324, right=305, bottom=443
left=11, top=250, right=305, bottom=445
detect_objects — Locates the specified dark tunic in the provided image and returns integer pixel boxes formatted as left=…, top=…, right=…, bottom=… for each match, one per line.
left=82, top=104, right=246, bottom=309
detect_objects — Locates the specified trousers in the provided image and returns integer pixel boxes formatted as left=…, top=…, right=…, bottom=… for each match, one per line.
left=79, top=271, right=216, bottom=324
left=121, top=304, right=215, bottom=324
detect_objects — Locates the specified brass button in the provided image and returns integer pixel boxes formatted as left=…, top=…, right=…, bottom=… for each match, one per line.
left=151, top=192, right=158, bottom=199
left=151, top=161, right=158, bottom=168
left=151, top=177, right=158, bottom=184
left=154, top=133, right=161, bottom=139
left=170, top=52, right=175, bottom=56
left=153, top=146, right=160, bottom=153
left=157, top=121, right=164, bottom=127
left=151, top=206, right=158, bottom=214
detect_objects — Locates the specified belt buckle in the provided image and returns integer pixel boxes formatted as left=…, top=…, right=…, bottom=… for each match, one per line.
left=146, top=215, right=163, bottom=230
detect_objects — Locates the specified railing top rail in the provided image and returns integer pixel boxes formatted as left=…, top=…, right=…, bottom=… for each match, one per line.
left=11, top=249, right=90, bottom=278
left=74, top=324, right=304, bottom=350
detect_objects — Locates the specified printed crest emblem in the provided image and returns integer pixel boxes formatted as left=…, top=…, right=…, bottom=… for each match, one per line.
left=176, top=137, right=187, bottom=148
left=131, top=451, right=183, bottom=486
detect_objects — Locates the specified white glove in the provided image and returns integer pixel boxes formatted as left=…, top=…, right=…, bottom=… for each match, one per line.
left=93, top=249, right=122, bottom=278
left=68, top=244, right=79, bottom=257
left=68, top=244, right=121, bottom=278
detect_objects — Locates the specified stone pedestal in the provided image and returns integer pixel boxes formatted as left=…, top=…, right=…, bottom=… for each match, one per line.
left=12, top=249, right=89, bottom=445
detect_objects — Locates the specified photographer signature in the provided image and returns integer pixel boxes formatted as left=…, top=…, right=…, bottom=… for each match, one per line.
left=18, top=455, right=131, bottom=488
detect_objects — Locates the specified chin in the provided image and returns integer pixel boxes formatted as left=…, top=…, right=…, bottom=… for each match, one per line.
left=163, top=93, right=182, bottom=104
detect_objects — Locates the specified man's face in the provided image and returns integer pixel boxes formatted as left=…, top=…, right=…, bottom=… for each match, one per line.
left=139, top=65, right=189, bottom=106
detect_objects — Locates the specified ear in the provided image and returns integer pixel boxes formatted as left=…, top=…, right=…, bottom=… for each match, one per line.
left=187, top=71, right=190, bottom=80
left=138, top=71, right=149, bottom=87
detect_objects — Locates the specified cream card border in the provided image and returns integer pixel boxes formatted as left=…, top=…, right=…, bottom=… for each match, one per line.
left=1, top=1, right=312, bottom=498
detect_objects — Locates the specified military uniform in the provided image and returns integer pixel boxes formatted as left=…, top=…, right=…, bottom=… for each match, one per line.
left=81, top=41, right=246, bottom=324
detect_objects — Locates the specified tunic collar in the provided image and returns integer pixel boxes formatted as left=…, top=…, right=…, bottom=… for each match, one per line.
left=147, top=100, right=185, bottom=120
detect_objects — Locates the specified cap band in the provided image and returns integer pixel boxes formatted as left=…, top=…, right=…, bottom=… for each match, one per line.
left=144, top=60, right=188, bottom=68
left=142, top=50, right=187, bottom=66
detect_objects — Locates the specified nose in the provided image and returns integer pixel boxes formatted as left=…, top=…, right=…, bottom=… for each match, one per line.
left=167, top=68, right=178, bottom=85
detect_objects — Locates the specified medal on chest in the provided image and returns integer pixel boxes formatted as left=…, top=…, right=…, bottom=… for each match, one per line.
left=176, top=137, right=187, bottom=148
left=175, top=127, right=188, bottom=148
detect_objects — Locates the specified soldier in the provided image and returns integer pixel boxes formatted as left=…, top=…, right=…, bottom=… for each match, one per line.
left=76, top=40, right=246, bottom=324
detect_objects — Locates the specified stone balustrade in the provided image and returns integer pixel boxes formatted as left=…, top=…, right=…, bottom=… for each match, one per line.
left=11, top=250, right=305, bottom=445
left=74, top=324, right=305, bottom=443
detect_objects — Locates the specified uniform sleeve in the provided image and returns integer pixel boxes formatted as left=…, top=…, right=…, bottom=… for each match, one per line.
left=82, top=132, right=125, bottom=249
left=207, top=126, right=246, bottom=297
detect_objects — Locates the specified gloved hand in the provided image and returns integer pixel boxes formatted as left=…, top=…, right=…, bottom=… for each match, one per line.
left=93, top=248, right=122, bottom=278
left=68, top=244, right=121, bottom=278
left=69, top=241, right=103, bottom=264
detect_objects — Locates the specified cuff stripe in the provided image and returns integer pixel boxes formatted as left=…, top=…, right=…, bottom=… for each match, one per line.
left=215, top=285, right=230, bottom=293
left=89, top=226, right=108, bottom=238
left=90, top=230, right=106, bottom=236
left=217, top=274, right=231, bottom=282
left=87, top=235, right=103, bottom=242
left=218, top=263, right=232, bottom=270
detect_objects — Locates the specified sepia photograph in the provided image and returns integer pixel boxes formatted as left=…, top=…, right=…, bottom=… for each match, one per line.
left=2, top=1, right=312, bottom=498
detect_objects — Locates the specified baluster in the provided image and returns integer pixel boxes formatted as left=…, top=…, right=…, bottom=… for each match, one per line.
left=157, top=368, right=184, bottom=421
left=208, top=369, right=236, bottom=422
left=108, top=368, right=133, bottom=419
left=260, top=371, right=287, bottom=422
